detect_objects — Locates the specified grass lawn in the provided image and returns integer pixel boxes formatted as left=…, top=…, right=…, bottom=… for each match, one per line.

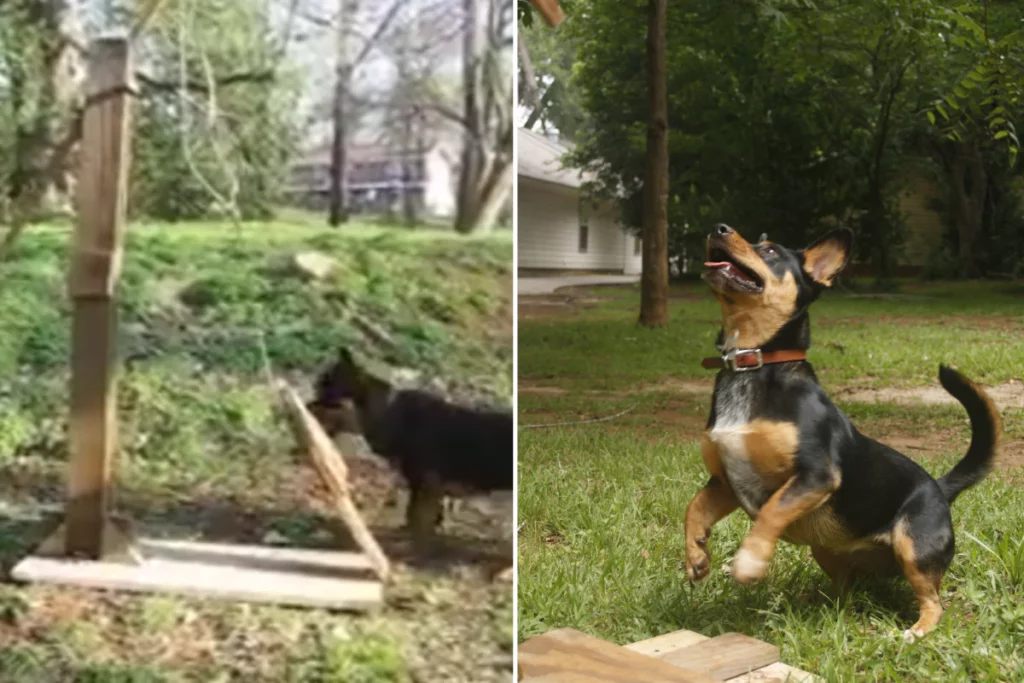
left=0, top=219, right=513, bottom=682
left=518, top=280, right=1024, bottom=682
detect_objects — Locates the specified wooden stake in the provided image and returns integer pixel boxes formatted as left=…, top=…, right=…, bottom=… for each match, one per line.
left=277, top=381, right=390, bottom=581
left=65, top=38, right=136, bottom=558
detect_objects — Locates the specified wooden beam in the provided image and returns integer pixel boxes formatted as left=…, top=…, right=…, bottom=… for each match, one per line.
left=518, top=628, right=718, bottom=682
left=528, top=0, right=565, bottom=27
left=65, top=37, right=136, bottom=559
left=660, top=633, right=779, bottom=681
left=11, top=542, right=383, bottom=611
left=277, top=381, right=390, bottom=582
left=627, top=628, right=820, bottom=683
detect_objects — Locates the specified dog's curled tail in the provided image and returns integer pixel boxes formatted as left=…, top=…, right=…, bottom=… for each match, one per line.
left=937, top=365, right=1002, bottom=504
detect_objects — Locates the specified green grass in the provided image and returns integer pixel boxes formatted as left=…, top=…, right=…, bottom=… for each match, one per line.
left=0, top=219, right=512, bottom=682
left=518, top=280, right=1024, bottom=681
left=519, top=280, right=1024, bottom=390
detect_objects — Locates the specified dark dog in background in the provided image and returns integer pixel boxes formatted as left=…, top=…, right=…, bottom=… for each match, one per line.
left=307, top=348, right=513, bottom=545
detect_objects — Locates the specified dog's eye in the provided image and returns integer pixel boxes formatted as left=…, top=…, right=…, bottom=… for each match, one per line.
left=763, top=246, right=776, bottom=256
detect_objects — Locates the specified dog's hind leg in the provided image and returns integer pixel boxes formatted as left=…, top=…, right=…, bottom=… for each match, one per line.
left=811, top=545, right=897, bottom=594
left=407, top=478, right=444, bottom=550
left=892, top=514, right=953, bottom=642
left=810, top=546, right=853, bottom=592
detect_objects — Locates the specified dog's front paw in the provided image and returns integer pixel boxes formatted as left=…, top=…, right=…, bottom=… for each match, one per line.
left=684, top=546, right=711, bottom=582
left=901, top=628, right=925, bottom=644
left=731, top=547, right=769, bottom=584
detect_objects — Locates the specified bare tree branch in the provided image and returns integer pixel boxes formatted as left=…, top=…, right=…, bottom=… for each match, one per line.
left=136, top=69, right=276, bottom=92
left=353, top=0, right=409, bottom=68
left=130, top=0, right=173, bottom=39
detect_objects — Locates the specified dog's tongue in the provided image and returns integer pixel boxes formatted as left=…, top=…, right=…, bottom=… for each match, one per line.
left=705, top=261, right=730, bottom=269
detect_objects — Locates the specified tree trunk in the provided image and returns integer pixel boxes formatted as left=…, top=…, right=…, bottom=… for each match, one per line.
left=466, top=156, right=513, bottom=234
left=328, top=0, right=350, bottom=227
left=454, top=0, right=484, bottom=234
left=949, top=142, right=986, bottom=278
left=638, top=0, right=669, bottom=328
left=402, top=110, right=417, bottom=227
left=1, top=0, right=83, bottom=258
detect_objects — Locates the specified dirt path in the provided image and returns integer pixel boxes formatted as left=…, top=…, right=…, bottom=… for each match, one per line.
left=836, top=379, right=1024, bottom=410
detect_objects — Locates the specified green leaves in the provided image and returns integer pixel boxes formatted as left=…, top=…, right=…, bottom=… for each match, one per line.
left=927, top=4, right=1024, bottom=166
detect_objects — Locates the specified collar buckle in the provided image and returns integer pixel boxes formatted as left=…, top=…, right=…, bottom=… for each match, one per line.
left=723, top=348, right=763, bottom=372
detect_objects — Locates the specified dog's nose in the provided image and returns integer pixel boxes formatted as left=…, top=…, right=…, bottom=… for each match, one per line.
left=714, top=223, right=734, bottom=236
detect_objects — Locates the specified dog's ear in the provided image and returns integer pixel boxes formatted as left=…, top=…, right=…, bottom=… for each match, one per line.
left=758, top=233, right=768, bottom=244
left=337, top=347, right=356, bottom=368
left=800, top=228, right=853, bottom=287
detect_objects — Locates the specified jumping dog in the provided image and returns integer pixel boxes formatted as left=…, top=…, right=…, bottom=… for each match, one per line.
left=685, top=224, right=1001, bottom=641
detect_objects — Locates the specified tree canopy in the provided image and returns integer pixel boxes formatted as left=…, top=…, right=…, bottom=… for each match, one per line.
left=533, top=0, right=1024, bottom=279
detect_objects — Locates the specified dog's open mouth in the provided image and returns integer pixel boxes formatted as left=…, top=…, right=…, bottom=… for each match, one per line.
left=704, top=245, right=764, bottom=292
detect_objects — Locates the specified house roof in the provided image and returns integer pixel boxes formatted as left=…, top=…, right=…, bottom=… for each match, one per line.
left=517, top=127, right=591, bottom=189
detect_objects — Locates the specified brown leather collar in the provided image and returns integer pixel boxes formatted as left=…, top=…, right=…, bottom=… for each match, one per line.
left=701, top=348, right=807, bottom=371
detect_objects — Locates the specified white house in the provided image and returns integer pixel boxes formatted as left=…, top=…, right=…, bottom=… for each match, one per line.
left=287, top=137, right=460, bottom=220
left=517, top=128, right=641, bottom=274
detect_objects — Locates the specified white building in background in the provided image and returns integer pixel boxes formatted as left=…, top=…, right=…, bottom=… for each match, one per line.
left=517, top=128, right=641, bottom=274
left=287, top=134, right=462, bottom=220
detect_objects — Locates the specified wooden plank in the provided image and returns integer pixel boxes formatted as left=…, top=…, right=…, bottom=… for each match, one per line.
left=723, top=664, right=818, bottom=683
left=528, top=0, right=565, bottom=27
left=627, top=629, right=820, bottom=683
left=11, top=543, right=382, bottom=611
left=626, top=629, right=708, bottom=657
left=662, top=633, right=779, bottom=681
left=277, top=381, right=390, bottom=581
left=519, top=628, right=719, bottom=683
left=136, top=539, right=376, bottom=576
left=65, top=37, right=136, bottom=559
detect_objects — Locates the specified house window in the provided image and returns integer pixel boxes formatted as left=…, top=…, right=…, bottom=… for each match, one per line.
left=634, top=236, right=642, bottom=255
left=578, top=197, right=590, bottom=253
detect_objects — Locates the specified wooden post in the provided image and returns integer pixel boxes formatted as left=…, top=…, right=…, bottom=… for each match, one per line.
left=65, top=38, right=136, bottom=558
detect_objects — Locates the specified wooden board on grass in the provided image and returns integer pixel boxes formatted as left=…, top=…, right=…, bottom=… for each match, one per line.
left=12, top=540, right=382, bottom=611
left=519, top=628, right=718, bottom=683
left=628, top=629, right=819, bottom=683
left=661, top=633, right=779, bottom=681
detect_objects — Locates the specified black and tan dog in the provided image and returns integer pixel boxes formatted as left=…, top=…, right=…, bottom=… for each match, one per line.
left=685, top=224, right=1001, bottom=641
left=307, top=349, right=513, bottom=545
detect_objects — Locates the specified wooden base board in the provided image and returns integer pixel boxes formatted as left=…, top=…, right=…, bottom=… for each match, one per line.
left=519, top=628, right=719, bottom=682
left=11, top=538, right=383, bottom=611
left=520, top=627, right=819, bottom=683
left=34, top=520, right=142, bottom=564
left=627, top=629, right=819, bottom=683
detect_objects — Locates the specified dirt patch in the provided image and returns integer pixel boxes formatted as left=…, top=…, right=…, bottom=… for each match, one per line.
left=518, top=378, right=713, bottom=397
left=517, top=292, right=607, bottom=321
left=851, top=422, right=1024, bottom=473
left=817, top=314, right=1023, bottom=330
left=838, top=379, right=1024, bottom=410
left=517, top=383, right=569, bottom=395
left=1000, top=441, right=1024, bottom=470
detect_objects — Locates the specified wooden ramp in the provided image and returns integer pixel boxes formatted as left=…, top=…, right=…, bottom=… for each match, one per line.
left=519, top=627, right=819, bottom=683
